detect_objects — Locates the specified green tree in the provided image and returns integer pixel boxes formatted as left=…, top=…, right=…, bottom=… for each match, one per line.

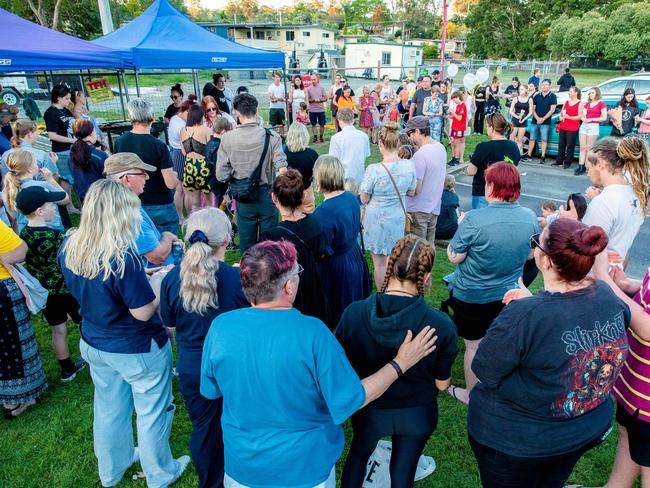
left=422, top=44, right=439, bottom=60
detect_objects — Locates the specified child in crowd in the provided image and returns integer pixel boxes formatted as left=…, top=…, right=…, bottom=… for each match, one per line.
left=538, top=200, right=558, bottom=228
left=539, top=194, right=587, bottom=228
left=15, top=186, right=85, bottom=382
left=398, top=143, right=415, bottom=160
left=383, top=99, right=400, bottom=124
left=296, top=102, right=309, bottom=126
left=344, top=177, right=359, bottom=197
left=436, top=174, right=460, bottom=240
left=448, top=91, right=467, bottom=166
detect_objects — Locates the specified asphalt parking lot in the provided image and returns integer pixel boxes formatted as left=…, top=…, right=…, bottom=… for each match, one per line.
left=451, top=159, right=650, bottom=278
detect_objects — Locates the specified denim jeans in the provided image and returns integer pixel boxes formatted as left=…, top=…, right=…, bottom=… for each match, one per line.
left=471, top=196, right=488, bottom=209
left=143, top=202, right=180, bottom=235
left=80, top=338, right=183, bottom=488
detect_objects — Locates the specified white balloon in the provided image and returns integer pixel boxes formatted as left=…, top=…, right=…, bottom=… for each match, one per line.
left=476, top=66, right=490, bottom=84
left=463, top=73, right=477, bottom=90
left=447, top=64, right=459, bottom=77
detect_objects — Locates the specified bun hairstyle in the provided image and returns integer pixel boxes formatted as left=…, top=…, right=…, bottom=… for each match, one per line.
left=180, top=94, right=198, bottom=113
left=486, top=113, right=511, bottom=135
left=545, top=219, right=608, bottom=282
left=171, top=83, right=183, bottom=96
left=380, top=235, right=435, bottom=296
left=379, top=121, right=400, bottom=151
left=273, top=168, right=305, bottom=210
left=590, top=136, right=649, bottom=213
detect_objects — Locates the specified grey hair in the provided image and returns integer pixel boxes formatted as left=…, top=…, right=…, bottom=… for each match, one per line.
left=127, top=98, right=155, bottom=124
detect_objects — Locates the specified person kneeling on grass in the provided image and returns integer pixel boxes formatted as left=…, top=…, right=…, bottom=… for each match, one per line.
left=16, top=186, right=85, bottom=382
left=200, top=239, right=438, bottom=488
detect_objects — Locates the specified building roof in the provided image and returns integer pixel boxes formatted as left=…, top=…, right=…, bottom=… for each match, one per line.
left=198, top=22, right=339, bottom=33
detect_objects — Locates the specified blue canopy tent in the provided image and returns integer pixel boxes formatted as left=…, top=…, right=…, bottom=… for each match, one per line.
left=0, top=8, right=124, bottom=72
left=92, top=0, right=284, bottom=71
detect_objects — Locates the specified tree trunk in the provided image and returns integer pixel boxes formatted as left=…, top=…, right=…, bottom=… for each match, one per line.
left=620, top=62, right=627, bottom=75
left=51, top=0, right=63, bottom=30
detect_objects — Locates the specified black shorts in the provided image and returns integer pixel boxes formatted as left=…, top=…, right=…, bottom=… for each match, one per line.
left=269, top=108, right=285, bottom=127
left=616, top=402, right=650, bottom=467
left=446, top=294, right=505, bottom=341
left=512, top=118, right=528, bottom=128
left=309, top=112, right=326, bottom=127
left=42, top=293, right=81, bottom=326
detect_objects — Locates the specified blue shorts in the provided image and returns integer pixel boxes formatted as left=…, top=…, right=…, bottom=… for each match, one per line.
left=309, top=112, right=326, bottom=127
left=530, top=123, right=551, bottom=142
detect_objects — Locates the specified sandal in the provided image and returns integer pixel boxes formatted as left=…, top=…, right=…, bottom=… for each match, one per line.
left=3, top=400, right=36, bottom=419
left=446, top=385, right=469, bottom=405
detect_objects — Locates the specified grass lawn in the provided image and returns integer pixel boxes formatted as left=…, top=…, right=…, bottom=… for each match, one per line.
left=1, top=128, right=630, bottom=488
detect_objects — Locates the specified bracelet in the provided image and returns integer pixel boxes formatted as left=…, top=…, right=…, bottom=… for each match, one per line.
left=389, top=360, right=403, bottom=377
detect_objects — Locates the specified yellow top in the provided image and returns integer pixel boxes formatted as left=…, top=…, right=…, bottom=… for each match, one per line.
left=337, top=96, right=356, bottom=112
left=0, top=220, right=23, bottom=280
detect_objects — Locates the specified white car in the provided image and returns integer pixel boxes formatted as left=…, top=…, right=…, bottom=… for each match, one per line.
left=555, top=73, right=650, bottom=105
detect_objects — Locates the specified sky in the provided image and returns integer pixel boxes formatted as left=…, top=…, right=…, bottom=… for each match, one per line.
left=200, top=0, right=296, bottom=8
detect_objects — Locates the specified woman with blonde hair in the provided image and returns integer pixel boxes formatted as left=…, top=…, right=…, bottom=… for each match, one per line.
left=59, top=179, right=190, bottom=488
left=285, top=122, right=318, bottom=213
left=2, top=149, right=68, bottom=232
left=160, top=207, right=248, bottom=488
left=313, top=155, right=370, bottom=326
left=1, top=119, right=58, bottom=178
left=360, top=121, right=416, bottom=289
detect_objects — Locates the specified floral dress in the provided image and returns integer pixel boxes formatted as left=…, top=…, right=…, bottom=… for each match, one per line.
left=359, top=95, right=374, bottom=129
left=424, top=96, right=444, bottom=142
left=360, top=160, right=417, bottom=255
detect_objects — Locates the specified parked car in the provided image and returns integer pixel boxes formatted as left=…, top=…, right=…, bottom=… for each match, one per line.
left=556, top=73, right=650, bottom=105
left=522, top=97, right=648, bottom=159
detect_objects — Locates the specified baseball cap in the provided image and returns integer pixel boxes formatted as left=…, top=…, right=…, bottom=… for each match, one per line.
left=15, top=186, right=66, bottom=215
left=104, top=152, right=156, bottom=176
left=406, top=116, right=429, bottom=132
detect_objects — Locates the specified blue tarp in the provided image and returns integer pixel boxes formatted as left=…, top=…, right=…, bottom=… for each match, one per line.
left=93, top=0, right=284, bottom=70
left=0, top=8, right=124, bottom=72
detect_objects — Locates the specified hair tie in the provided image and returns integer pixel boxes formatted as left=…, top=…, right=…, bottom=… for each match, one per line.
left=188, top=229, right=209, bottom=245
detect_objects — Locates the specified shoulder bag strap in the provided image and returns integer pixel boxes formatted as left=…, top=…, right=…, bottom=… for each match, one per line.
left=379, top=162, right=408, bottom=220
left=250, top=129, right=271, bottom=183
left=0, top=259, right=31, bottom=308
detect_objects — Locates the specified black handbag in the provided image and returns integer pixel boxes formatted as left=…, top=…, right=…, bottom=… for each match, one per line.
left=228, top=129, right=271, bottom=203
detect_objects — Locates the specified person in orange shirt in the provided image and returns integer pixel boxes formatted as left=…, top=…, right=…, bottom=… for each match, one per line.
left=336, top=85, right=357, bottom=116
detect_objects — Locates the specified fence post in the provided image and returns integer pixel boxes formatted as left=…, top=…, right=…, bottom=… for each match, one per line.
left=116, top=71, right=126, bottom=120
left=134, top=69, right=141, bottom=98
left=377, top=61, right=381, bottom=83
left=121, top=71, right=130, bottom=103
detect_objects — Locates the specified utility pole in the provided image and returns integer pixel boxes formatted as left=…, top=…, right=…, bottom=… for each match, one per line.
left=98, top=0, right=114, bottom=34
left=439, top=0, right=448, bottom=77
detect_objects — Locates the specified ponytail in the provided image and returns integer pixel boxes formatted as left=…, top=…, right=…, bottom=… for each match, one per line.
left=10, top=119, right=37, bottom=148
left=179, top=208, right=232, bottom=315
left=69, top=119, right=95, bottom=172
left=2, top=149, right=36, bottom=214
left=617, top=136, right=649, bottom=214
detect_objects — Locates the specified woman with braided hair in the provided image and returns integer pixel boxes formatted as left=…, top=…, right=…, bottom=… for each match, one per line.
left=561, top=135, right=649, bottom=266
left=336, top=235, right=458, bottom=488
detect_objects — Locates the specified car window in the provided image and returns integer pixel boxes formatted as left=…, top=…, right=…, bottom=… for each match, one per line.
left=632, top=80, right=650, bottom=94
left=598, top=80, right=630, bottom=97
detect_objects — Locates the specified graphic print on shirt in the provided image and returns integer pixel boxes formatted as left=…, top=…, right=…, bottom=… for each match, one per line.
left=553, top=310, right=628, bottom=418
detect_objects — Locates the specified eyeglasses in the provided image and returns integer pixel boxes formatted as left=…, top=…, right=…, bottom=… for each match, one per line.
left=119, top=172, right=147, bottom=179
left=529, top=233, right=548, bottom=254
left=288, top=263, right=304, bottom=280
left=206, top=107, right=217, bottom=112
left=170, top=95, right=181, bottom=100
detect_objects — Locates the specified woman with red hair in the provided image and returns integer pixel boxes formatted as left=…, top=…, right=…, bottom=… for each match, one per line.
left=446, top=161, right=538, bottom=404
left=202, top=96, right=235, bottom=135
left=468, top=219, right=631, bottom=488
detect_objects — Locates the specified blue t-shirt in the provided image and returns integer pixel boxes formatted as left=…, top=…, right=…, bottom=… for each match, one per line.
left=450, top=202, right=539, bottom=304
left=136, top=208, right=173, bottom=268
left=59, top=247, right=168, bottom=353
left=200, top=307, right=366, bottom=487
left=0, top=130, right=10, bottom=156
left=70, top=146, right=108, bottom=201
left=159, top=263, right=248, bottom=376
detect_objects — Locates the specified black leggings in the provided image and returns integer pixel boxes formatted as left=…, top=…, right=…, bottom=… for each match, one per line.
left=474, top=102, right=486, bottom=134
left=556, top=130, right=578, bottom=166
left=341, top=404, right=437, bottom=488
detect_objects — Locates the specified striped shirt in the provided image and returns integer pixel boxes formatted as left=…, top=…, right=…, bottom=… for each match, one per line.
left=613, top=269, right=650, bottom=422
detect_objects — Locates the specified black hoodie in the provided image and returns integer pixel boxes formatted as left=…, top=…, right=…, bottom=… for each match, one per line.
left=336, top=293, right=458, bottom=410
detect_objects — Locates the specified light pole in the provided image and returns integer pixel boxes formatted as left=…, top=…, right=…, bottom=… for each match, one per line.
left=98, top=0, right=114, bottom=34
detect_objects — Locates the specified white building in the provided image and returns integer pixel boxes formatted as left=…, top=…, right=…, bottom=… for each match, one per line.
left=344, top=42, right=422, bottom=80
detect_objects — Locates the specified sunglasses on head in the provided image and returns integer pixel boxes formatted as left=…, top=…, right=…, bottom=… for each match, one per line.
left=529, top=233, right=548, bottom=254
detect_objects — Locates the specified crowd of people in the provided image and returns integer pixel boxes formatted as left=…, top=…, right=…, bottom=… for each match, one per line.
left=0, top=67, right=649, bottom=488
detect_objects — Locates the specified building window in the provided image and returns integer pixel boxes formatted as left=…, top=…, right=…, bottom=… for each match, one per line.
left=255, top=31, right=264, bottom=39
left=303, top=31, right=311, bottom=37
left=246, top=31, right=251, bottom=39
left=381, top=52, right=391, bottom=65
left=286, top=31, right=295, bottom=41
left=323, top=32, right=330, bottom=38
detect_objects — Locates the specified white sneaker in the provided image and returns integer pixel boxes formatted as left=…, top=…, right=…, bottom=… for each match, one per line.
left=169, top=455, right=191, bottom=485
left=132, top=447, right=140, bottom=465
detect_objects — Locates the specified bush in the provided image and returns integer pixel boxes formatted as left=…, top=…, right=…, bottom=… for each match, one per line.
left=423, top=44, right=439, bottom=60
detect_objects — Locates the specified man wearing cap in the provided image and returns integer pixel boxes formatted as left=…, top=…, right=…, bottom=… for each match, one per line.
left=405, top=116, right=447, bottom=243
left=16, top=186, right=85, bottom=382
left=104, top=153, right=180, bottom=267
left=328, top=109, right=370, bottom=187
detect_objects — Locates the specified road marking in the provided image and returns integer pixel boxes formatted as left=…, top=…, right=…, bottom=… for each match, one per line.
left=455, top=182, right=564, bottom=202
